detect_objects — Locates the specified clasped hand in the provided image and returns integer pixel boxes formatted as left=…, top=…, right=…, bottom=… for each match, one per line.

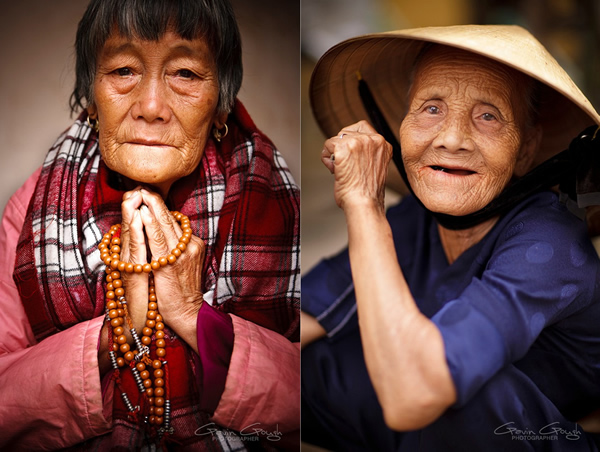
left=321, top=120, right=392, bottom=212
left=118, top=187, right=205, bottom=345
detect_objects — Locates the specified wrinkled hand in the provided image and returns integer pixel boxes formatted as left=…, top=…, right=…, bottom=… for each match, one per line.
left=119, top=187, right=205, bottom=347
left=321, top=120, right=392, bottom=212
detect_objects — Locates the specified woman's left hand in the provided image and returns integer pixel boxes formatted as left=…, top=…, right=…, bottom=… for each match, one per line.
left=321, top=120, right=392, bottom=213
left=120, top=187, right=206, bottom=352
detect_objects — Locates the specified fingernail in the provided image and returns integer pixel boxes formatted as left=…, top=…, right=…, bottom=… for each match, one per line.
left=140, top=205, right=150, bottom=217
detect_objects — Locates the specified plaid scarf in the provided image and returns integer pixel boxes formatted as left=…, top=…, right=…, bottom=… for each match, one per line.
left=13, top=100, right=300, bottom=450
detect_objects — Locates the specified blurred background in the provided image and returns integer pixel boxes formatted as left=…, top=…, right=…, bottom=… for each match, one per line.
left=301, top=0, right=600, bottom=274
left=0, top=0, right=299, bottom=217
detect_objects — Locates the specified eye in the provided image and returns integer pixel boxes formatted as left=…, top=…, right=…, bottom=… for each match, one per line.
left=425, top=105, right=440, bottom=115
left=481, top=112, right=497, bottom=121
left=177, top=69, right=195, bottom=79
left=115, top=67, right=132, bottom=76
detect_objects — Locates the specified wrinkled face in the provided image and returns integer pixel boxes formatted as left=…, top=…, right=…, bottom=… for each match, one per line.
left=89, top=30, right=226, bottom=196
left=399, top=47, right=537, bottom=216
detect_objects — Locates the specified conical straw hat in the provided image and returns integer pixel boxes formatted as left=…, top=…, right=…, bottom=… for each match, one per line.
left=310, top=24, right=600, bottom=166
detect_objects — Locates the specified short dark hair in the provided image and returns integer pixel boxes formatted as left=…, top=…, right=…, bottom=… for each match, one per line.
left=70, top=0, right=242, bottom=116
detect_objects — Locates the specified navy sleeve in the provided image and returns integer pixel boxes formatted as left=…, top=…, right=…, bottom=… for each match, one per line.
left=301, top=247, right=358, bottom=336
left=301, top=199, right=414, bottom=336
left=431, top=203, right=600, bottom=407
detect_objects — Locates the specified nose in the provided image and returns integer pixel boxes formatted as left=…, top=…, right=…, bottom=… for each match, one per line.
left=131, top=76, right=171, bottom=123
left=431, top=112, right=473, bottom=153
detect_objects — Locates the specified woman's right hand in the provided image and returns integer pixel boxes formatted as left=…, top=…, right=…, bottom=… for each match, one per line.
left=118, top=188, right=151, bottom=333
left=321, top=120, right=392, bottom=213
left=98, top=188, right=148, bottom=376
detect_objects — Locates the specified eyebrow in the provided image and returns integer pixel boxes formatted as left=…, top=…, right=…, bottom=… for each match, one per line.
left=170, top=45, right=197, bottom=57
left=416, top=83, right=510, bottom=107
left=101, top=42, right=136, bottom=59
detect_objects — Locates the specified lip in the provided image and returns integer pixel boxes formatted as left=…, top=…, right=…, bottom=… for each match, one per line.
left=428, top=164, right=476, bottom=176
left=127, top=139, right=170, bottom=147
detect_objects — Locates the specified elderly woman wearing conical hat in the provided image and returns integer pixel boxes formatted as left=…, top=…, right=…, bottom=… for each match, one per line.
left=301, top=25, right=600, bottom=451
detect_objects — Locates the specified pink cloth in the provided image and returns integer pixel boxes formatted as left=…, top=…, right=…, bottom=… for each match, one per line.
left=0, top=169, right=300, bottom=450
left=213, top=316, right=301, bottom=449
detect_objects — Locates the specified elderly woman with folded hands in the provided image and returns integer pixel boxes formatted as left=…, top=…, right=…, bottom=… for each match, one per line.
left=302, top=25, right=600, bottom=451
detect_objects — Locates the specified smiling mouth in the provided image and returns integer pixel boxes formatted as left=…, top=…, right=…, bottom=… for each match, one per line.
left=430, top=165, right=476, bottom=176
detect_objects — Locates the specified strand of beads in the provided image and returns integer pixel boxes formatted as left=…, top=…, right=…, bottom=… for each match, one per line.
left=99, top=210, right=191, bottom=436
left=138, top=275, right=168, bottom=427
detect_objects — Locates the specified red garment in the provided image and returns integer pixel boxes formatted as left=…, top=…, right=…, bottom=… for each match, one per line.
left=12, top=100, right=300, bottom=449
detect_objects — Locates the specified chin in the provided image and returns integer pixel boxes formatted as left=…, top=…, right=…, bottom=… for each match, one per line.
left=111, top=168, right=175, bottom=197
left=118, top=161, right=180, bottom=184
left=120, top=170, right=164, bottom=184
left=420, top=195, right=485, bottom=217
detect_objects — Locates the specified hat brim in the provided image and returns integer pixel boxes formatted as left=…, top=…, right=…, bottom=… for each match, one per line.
left=310, top=25, right=600, bottom=166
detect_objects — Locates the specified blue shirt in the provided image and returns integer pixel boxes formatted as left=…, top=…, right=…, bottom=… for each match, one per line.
left=303, top=192, right=600, bottom=418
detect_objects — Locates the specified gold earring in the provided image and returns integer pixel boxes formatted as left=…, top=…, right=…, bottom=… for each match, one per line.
left=212, top=123, right=228, bottom=142
left=87, top=115, right=99, bottom=132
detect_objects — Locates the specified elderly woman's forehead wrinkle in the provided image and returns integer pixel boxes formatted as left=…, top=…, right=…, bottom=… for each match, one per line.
left=99, top=33, right=216, bottom=66
left=412, top=51, right=527, bottom=124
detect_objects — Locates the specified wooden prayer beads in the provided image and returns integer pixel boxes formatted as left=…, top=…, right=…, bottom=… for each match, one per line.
left=100, top=210, right=190, bottom=435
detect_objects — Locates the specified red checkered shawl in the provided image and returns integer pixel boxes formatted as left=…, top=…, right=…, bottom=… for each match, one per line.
left=13, top=100, right=299, bottom=450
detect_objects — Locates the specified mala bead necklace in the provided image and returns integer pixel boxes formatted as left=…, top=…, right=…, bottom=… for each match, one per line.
left=99, top=210, right=192, bottom=437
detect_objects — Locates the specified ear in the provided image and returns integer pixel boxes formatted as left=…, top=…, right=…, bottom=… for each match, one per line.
left=213, top=111, right=228, bottom=129
left=515, top=124, right=542, bottom=177
left=87, top=104, right=98, bottom=119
